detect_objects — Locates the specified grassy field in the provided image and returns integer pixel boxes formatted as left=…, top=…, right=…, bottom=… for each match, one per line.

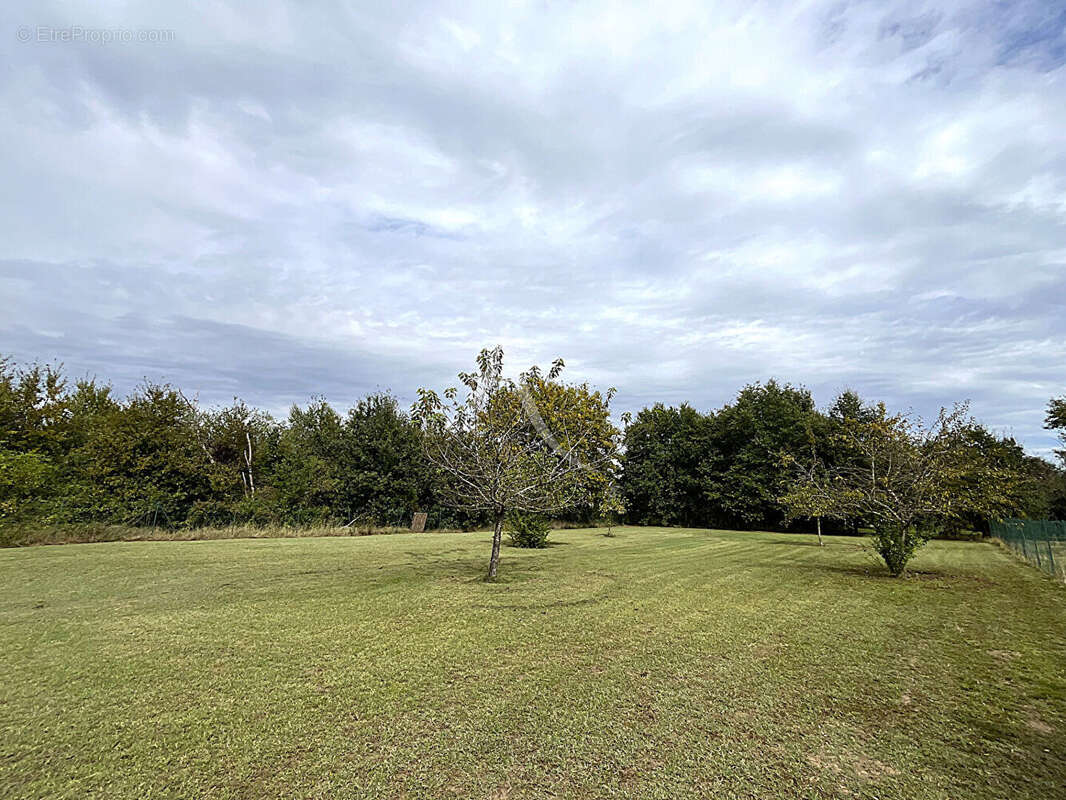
left=2, top=528, right=1064, bottom=799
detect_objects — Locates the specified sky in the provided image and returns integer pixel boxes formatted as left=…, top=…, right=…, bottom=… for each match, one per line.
left=1, top=1, right=1064, bottom=457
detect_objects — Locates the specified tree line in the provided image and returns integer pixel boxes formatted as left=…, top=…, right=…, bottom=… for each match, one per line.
left=0, top=358, right=440, bottom=530
left=0, top=352, right=617, bottom=533
left=2, top=353, right=1064, bottom=549
left=619, top=381, right=1066, bottom=535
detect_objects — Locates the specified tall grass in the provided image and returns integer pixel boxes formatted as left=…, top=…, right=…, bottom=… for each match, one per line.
left=0, top=522, right=475, bottom=548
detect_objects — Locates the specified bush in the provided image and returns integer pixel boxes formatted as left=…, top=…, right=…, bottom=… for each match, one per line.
left=507, top=512, right=550, bottom=548
left=186, top=500, right=235, bottom=528
left=871, top=525, right=930, bottom=576
left=936, top=528, right=984, bottom=542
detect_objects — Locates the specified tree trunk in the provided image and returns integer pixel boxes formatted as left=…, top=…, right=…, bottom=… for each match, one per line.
left=487, top=512, right=505, bottom=581
left=244, top=431, right=256, bottom=496
left=816, top=516, right=823, bottom=547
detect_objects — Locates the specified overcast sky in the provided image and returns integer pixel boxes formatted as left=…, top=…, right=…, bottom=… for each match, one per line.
left=1, top=1, right=1063, bottom=456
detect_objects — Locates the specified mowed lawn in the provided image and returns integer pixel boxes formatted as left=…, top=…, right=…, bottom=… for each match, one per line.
left=2, top=529, right=1065, bottom=799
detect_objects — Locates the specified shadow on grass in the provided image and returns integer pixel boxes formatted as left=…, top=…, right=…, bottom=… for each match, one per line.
left=274, top=550, right=512, bottom=587
left=764, top=540, right=825, bottom=547
left=504, top=540, right=571, bottom=549
left=804, top=563, right=994, bottom=585
left=803, top=563, right=889, bottom=578
left=763, top=537, right=866, bottom=548
left=480, top=594, right=610, bottom=611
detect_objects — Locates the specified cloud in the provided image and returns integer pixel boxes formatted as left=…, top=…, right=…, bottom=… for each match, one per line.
left=1, top=0, right=1063, bottom=457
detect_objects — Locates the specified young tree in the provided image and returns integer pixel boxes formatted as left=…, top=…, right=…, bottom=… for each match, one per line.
left=782, top=403, right=1024, bottom=575
left=781, top=389, right=881, bottom=542
left=781, top=445, right=831, bottom=546
left=412, top=346, right=619, bottom=580
left=600, top=482, right=626, bottom=538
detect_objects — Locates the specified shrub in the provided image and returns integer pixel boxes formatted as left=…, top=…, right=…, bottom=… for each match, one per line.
left=935, top=527, right=984, bottom=542
left=507, top=512, right=550, bottom=548
left=871, top=525, right=930, bottom=576
left=186, top=500, right=235, bottom=528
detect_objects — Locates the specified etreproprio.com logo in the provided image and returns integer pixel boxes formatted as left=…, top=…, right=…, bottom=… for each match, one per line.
left=17, top=25, right=175, bottom=44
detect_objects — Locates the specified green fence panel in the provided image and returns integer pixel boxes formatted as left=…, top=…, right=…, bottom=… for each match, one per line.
left=992, top=518, right=1066, bottom=582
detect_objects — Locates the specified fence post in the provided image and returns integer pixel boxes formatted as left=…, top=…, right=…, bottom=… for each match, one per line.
left=1048, top=522, right=1057, bottom=580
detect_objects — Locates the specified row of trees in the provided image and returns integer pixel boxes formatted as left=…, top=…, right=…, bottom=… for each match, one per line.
left=2, top=351, right=1064, bottom=577
left=618, top=382, right=1066, bottom=534
left=0, top=359, right=441, bottom=529
left=0, top=352, right=617, bottom=536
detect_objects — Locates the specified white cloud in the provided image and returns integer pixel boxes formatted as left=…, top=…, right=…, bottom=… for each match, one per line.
left=0, top=0, right=1063, bottom=455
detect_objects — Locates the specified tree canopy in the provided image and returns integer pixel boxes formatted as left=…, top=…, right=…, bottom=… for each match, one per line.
left=412, top=346, right=619, bottom=579
left=1048, top=395, right=1066, bottom=466
left=1, top=353, right=1062, bottom=549
left=781, top=404, right=1028, bottom=575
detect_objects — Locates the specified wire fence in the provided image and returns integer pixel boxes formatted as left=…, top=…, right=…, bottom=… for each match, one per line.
left=990, top=519, right=1066, bottom=583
